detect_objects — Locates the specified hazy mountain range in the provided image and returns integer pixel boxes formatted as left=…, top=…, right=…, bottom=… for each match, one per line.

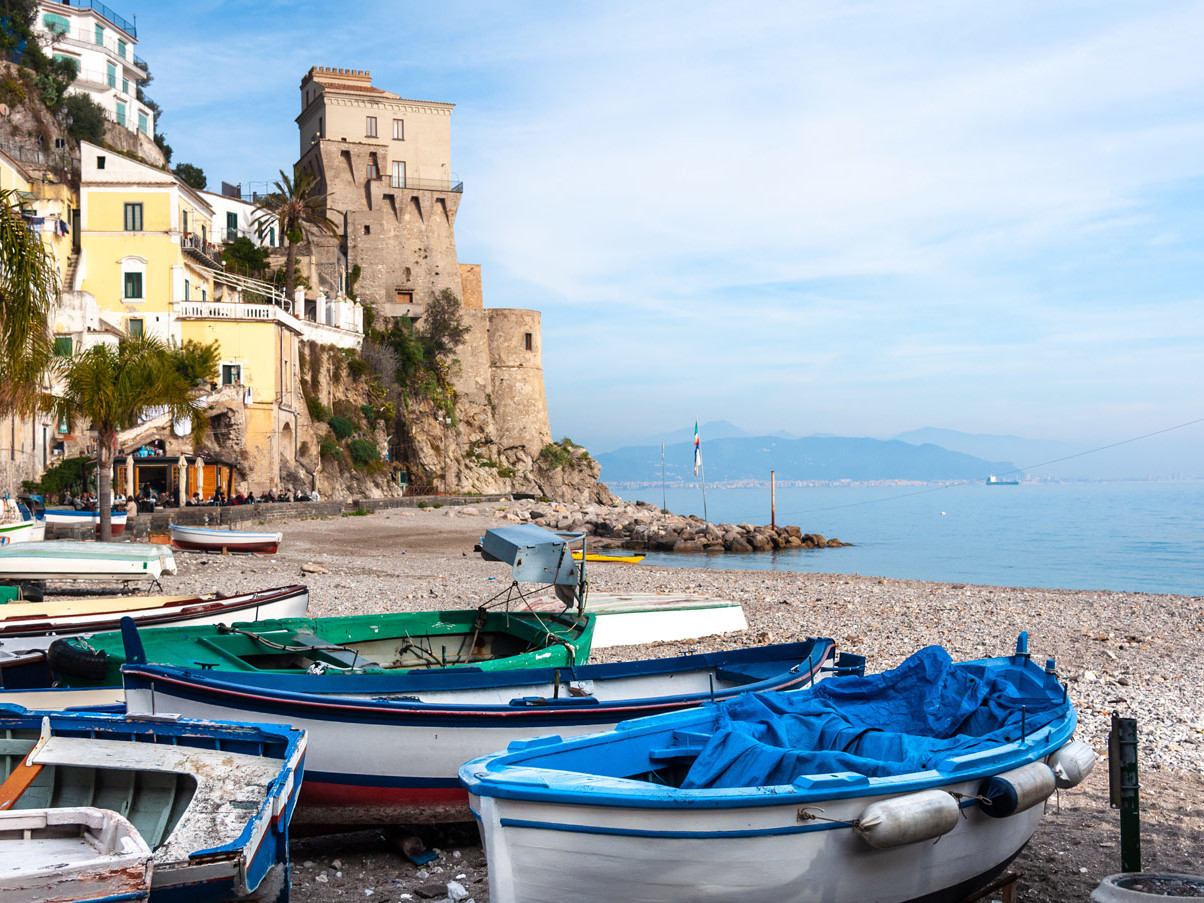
left=591, top=423, right=1202, bottom=483
left=595, top=433, right=1017, bottom=485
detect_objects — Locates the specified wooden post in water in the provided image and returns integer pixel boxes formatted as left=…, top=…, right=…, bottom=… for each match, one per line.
left=770, top=470, right=776, bottom=528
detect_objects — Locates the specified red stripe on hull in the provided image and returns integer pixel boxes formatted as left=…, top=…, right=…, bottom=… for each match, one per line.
left=301, top=781, right=466, bottom=807
left=171, top=539, right=279, bottom=553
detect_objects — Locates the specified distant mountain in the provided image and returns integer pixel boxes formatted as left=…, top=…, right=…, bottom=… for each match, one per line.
left=893, top=428, right=1078, bottom=471
left=597, top=435, right=1016, bottom=485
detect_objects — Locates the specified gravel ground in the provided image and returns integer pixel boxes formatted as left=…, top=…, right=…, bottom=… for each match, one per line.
left=157, top=503, right=1204, bottom=903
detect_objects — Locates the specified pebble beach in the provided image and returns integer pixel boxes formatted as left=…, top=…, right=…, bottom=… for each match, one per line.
left=158, top=501, right=1204, bottom=903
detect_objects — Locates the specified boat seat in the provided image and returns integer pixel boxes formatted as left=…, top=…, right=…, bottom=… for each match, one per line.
left=290, top=632, right=380, bottom=670
left=714, top=662, right=786, bottom=686
left=31, top=735, right=281, bottom=862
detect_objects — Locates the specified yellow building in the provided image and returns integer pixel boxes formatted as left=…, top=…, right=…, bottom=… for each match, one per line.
left=65, top=142, right=359, bottom=493
left=78, top=141, right=218, bottom=343
left=0, top=147, right=77, bottom=493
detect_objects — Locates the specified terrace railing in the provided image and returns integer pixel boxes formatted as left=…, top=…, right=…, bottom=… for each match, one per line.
left=57, top=0, right=137, bottom=37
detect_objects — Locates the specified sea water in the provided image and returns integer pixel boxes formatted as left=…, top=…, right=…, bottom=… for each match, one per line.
left=608, top=481, right=1204, bottom=596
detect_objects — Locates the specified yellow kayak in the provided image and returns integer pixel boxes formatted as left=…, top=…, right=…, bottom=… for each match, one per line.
left=572, top=550, right=646, bottom=564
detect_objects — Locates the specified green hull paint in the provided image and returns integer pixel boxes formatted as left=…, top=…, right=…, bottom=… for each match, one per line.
left=53, top=608, right=596, bottom=688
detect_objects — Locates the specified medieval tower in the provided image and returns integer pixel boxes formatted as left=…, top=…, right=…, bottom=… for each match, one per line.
left=294, top=67, right=553, bottom=489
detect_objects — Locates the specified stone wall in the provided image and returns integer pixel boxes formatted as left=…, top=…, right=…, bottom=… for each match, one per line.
left=458, top=264, right=483, bottom=309
left=299, top=140, right=463, bottom=322
left=486, top=309, right=552, bottom=452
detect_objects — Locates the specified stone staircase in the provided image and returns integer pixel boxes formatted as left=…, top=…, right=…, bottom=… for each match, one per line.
left=63, top=253, right=81, bottom=290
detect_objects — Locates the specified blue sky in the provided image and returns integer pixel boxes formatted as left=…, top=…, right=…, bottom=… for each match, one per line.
left=136, top=1, right=1204, bottom=465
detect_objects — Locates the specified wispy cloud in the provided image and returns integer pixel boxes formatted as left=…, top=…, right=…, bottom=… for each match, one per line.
left=134, top=1, right=1204, bottom=465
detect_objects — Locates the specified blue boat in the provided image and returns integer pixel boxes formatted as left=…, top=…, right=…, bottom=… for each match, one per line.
left=0, top=706, right=306, bottom=902
left=121, top=630, right=846, bottom=826
left=461, top=634, right=1097, bottom=903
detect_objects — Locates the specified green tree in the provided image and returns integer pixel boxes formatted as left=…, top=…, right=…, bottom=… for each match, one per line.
left=173, top=163, right=206, bottom=191
left=170, top=339, right=221, bottom=387
left=0, top=188, right=59, bottom=416
left=221, top=236, right=270, bottom=279
left=252, top=169, right=339, bottom=301
left=50, top=337, right=208, bottom=540
left=418, top=289, right=469, bottom=361
left=64, top=93, right=107, bottom=144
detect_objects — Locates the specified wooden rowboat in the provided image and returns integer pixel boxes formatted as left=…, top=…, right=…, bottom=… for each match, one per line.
left=0, top=807, right=153, bottom=903
left=122, top=632, right=844, bottom=825
left=0, top=707, right=306, bottom=902
left=461, top=635, right=1097, bottom=903
left=169, top=523, right=283, bottom=554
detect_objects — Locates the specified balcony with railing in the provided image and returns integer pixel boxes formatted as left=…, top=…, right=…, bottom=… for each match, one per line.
left=181, top=233, right=224, bottom=268
left=55, top=0, right=137, bottom=37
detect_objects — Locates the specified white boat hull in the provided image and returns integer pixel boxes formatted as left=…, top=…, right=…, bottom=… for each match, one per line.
left=44, top=509, right=128, bottom=536
left=0, top=807, right=152, bottom=903
left=528, top=592, right=747, bottom=647
left=0, top=520, right=43, bottom=545
left=471, top=781, right=1042, bottom=903
left=0, top=585, right=309, bottom=652
left=127, top=686, right=647, bottom=825
left=0, top=541, right=175, bottom=581
left=170, top=523, right=282, bottom=554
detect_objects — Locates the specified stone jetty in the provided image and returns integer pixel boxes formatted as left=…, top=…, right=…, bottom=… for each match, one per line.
left=500, top=498, right=847, bottom=553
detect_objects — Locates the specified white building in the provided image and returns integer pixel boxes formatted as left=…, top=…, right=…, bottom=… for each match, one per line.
left=33, top=0, right=155, bottom=138
left=199, top=188, right=280, bottom=249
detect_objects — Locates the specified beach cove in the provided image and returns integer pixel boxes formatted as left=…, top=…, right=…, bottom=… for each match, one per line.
left=146, top=501, right=1204, bottom=903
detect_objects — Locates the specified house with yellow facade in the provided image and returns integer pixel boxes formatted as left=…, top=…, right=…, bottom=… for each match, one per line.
left=55, top=143, right=365, bottom=495
left=0, top=145, right=77, bottom=494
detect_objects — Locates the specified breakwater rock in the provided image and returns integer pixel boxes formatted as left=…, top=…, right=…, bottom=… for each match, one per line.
left=504, top=498, right=847, bottom=553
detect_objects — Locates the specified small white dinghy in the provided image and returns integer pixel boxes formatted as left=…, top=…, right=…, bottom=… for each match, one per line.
left=169, top=523, right=283, bottom=554
left=0, top=541, right=176, bottom=582
left=0, top=807, right=153, bottom=903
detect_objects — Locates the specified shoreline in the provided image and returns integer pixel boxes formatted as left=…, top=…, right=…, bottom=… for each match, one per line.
left=153, top=502, right=1204, bottom=902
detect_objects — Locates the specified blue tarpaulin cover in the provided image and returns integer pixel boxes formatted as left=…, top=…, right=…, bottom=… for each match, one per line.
left=681, top=645, right=1068, bottom=790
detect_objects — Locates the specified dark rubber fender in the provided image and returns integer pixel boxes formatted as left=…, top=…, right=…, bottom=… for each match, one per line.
left=47, top=638, right=108, bottom=681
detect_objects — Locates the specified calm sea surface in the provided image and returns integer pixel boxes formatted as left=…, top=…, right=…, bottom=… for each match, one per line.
left=608, top=482, right=1204, bottom=596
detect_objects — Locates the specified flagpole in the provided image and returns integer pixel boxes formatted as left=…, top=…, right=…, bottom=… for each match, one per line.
left=701, top=459, right=708, bottom=524
left=660, top=442, right=667, bottom=518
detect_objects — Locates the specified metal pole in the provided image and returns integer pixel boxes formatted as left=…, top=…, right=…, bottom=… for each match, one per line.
left=770, top=470, right=776, bottom=528
left=700, top=460, right=708, bottom=524
left=1108, top=713, right=1141, bottom=872
left=661, top=442, right=666, bottom=516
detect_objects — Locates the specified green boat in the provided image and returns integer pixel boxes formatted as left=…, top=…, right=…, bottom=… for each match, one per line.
left=34, top=524, right=596, bottom=706
left=48, top=607, right=594, bottom=690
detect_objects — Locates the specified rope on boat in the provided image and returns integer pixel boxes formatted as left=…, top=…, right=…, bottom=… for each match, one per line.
left=215, top=624, right=370, bottom=669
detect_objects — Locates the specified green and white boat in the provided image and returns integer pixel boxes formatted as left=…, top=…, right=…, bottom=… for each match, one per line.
left=32, top=525, right=597, bottom=708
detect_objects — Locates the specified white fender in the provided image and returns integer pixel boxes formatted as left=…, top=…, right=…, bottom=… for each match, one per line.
left=855, top=789, right=960, bottom=849
left=978, top=762, right=1056, bottom=818
left=1047, top=740, right=1097, bottom=789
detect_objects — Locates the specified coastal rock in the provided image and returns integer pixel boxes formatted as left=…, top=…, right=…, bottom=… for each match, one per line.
left=673, top=539, right=705, bottom=553
left=729, top=536, right=754, bottom=553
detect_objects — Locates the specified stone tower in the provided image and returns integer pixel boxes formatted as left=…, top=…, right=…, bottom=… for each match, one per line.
left=295, top=66, right=461, bottom=321
left=294, top=66, right=553, bottom=480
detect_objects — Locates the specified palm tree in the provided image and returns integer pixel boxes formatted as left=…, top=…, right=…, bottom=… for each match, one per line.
left=50, top=337, right=208, bottom=541
left=0, top=187, right=60, bottom=417
left=252, top=169, right=339, bottom=303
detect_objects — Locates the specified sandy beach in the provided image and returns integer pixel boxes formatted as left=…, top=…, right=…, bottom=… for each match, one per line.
left=156, top=502, right=1204, bottom=902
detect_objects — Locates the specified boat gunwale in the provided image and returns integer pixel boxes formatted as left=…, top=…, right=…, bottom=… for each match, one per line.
left=120, top=638, right=837, bottom=722
left=459, top=655, right=1079, bottom=810
left=0, top=584, right=309, bottom=638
